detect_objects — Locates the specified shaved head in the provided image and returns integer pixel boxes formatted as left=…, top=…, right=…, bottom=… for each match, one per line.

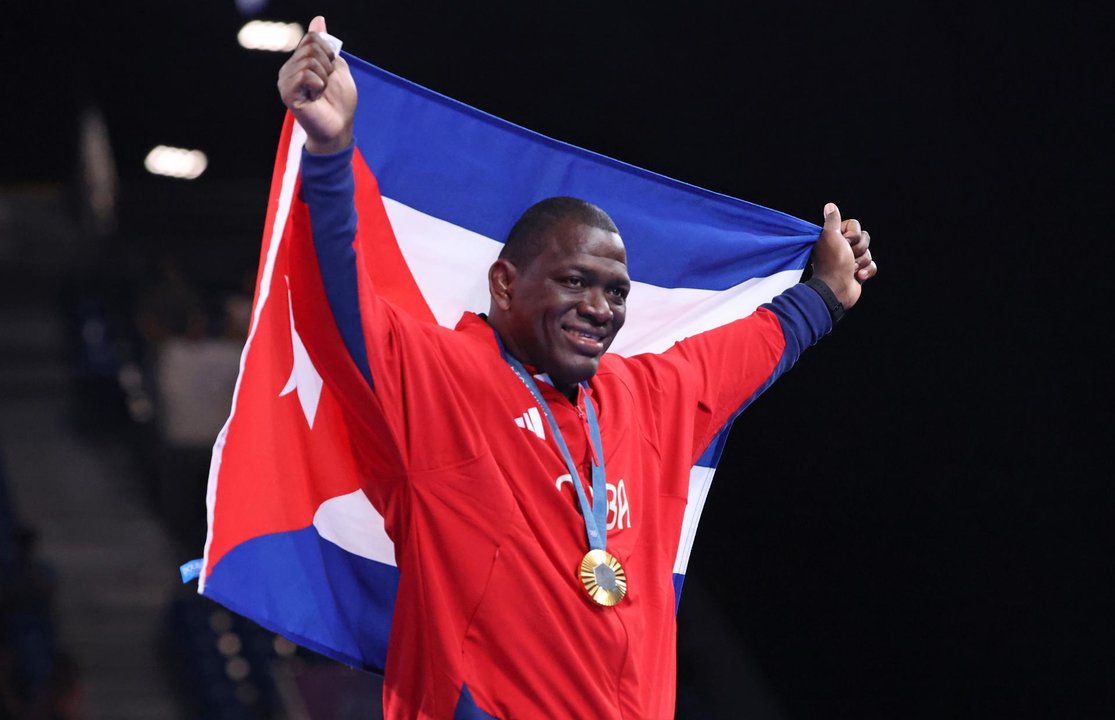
left=500, top=197, right=620, bottom=269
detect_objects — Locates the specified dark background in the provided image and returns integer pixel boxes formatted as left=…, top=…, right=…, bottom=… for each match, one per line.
left=7, top=1, right=1112, bottom=717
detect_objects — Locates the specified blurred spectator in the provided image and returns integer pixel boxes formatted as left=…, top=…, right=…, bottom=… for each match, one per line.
left=153, top=295, right=246, bottom=549
left=224, top=281, right=253, bottom=343
left=155, top=308, right=240, bottom=449
left=134, top=255, right=202, bottom=349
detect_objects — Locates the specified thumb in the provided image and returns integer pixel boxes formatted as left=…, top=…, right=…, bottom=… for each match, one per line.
left=822, top=202, right=842, bottom=235
left=309, top=15, right=327, bottom=33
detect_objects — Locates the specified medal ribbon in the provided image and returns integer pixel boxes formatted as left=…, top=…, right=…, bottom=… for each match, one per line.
left=497, top=341, right=607, bottom=552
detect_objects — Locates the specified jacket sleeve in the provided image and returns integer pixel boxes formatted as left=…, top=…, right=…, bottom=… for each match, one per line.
left=628, top=282, right=835, bottom=466
left=292, top=144, right=489, bottom=481
left=297, top=144, right=378, bottom=387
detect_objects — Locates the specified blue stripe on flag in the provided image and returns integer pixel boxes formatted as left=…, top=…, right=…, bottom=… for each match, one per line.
left=344, top=54, right=818, bottom=291
left=696, top=426, right=734, bottom=469
left=454, top=684, right=498, bottom=720
left=672, top=573, right=686, bottom=614
left=204, top=526, right=399, bottom=672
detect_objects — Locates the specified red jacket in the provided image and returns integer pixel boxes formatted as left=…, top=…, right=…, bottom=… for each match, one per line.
left=295, top=146, right=833, bottom=719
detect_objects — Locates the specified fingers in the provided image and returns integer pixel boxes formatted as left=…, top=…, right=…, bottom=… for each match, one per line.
left=277, top=32, right=337, bottom=106
left=851, top=229, right=875, bottom=280
left=309, top=15, right=327, bottom=34
left=841, top=216, right=871, bottom=264
left=823, top=202, right=843, bottom=237
left=855, top=254, right=878, bottom=283
left=821, top=205, right=879, bottom=289
left=295, top=29, right=337, bottom=70
left=846, top=228, right=870, bottom=258
left=843, top=220, right=876, bottom=282
left=813, top=202, right=859, bottom=309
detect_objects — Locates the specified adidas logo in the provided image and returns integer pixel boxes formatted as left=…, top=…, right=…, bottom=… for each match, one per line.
left=514, top=407, right=546, bottom=440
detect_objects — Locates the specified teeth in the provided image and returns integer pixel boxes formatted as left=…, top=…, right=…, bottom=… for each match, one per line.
left=565, top=327, right=604, bottom=344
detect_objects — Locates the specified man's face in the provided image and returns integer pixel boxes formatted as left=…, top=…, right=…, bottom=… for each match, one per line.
left=500, top=218, right=630, bottom=393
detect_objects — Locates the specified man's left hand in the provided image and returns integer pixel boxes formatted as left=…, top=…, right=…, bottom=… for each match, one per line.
left=811, top=202, right=877, bottom=310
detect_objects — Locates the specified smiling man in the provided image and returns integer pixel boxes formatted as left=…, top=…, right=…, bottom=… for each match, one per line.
left=488, top=199, right=630, bottom=399
left=274, top=16, right=876, bottom=720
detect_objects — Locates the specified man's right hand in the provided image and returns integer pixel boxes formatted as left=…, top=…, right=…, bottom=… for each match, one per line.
left=277, top=16, right=357, bottom=154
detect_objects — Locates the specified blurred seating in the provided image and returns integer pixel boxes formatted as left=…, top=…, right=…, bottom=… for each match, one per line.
left=164, top=589, right=381, bottom=719
left=58, top=216, right=388, bottom=718
left=0, top=448, right=70, bottom=719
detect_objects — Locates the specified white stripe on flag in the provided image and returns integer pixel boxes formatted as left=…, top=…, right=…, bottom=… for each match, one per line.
left=311, top=462, right=719, bottom=575
left=383, top=197, right=499, bottom=327
left=313, top=490, right=398, bottom=567
left=384, top=197, right=803, bottom=355
left=674, top=464, right=717, bottom=575
left=616, top=270, right=803, bottom=356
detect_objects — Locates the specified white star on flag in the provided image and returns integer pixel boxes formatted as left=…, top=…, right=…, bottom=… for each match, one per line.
left=279, top=282, right=323, bottom=428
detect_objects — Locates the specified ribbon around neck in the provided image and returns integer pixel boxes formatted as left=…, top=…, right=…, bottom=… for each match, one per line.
left=496, top=337, right=608, bottom=552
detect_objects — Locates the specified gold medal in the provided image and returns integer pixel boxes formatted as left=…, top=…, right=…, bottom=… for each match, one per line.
left=579, top=549, right=627, bottom=606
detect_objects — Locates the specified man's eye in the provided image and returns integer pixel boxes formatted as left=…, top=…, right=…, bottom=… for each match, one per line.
left=563, top=277, right=585, bottom=288
left=608, top=287, right=628, bottom=300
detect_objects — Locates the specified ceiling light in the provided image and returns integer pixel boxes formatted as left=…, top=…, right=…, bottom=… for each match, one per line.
left=144, top=145, right=208, bottom=180
left=237, top=20, right=303, bottom=52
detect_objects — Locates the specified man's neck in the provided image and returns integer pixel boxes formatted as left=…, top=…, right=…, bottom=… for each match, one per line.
left=482, top=313, right=580, bottom=402
left=556, top=382, right=578, bottom=403
left=522, top=363, right=580, bottom=404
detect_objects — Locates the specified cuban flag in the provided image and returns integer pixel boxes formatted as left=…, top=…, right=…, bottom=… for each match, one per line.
left=195, top=51, right=820, bottom=673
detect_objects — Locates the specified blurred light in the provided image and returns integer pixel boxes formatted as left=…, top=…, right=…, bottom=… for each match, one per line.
left=237, top=20, right=303, bottom=52
left=273, top=635, right=297, bottom=657
left=117, top=363, right=143, bottom=391
left=234, top=0, right=269, bottom=17
left=217, top=632, right=243, bottom=656
left=127, top=396, right=155, bottom=424
left=79, top=106, right=118, bottom=235
left=225, top=656, right=251, bottom=682
left=209, top=610, right=234, bottom=634
left=144, top=145, right=208, bottom=180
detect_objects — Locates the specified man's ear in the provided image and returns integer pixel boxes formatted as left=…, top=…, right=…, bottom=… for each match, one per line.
left=488, top=259, right=517, bottom=311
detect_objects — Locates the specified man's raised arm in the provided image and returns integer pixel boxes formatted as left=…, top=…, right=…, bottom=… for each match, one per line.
left=275, top=16, right=377, bottom=387
left=277, top=16, right=356, bottom=154
left=640, top=201, right=877, bottom=462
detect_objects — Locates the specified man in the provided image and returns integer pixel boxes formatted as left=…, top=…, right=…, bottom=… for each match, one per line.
left=276, top=16, right=876, bottom=719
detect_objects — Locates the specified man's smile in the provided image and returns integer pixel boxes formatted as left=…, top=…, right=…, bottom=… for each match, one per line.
left=562, top=324, right=608, bottom=354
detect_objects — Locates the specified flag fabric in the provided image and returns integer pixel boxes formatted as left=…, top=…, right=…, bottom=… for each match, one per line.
left=198, top=51, right=821, bottom=673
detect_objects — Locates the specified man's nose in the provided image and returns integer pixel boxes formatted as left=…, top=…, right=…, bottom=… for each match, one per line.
left=579, top=288, right=613, bottom=324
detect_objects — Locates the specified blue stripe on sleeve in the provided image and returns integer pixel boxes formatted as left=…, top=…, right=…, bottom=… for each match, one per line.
left=730, top=283, right=833, bottom=417
left=761, top=282, right=834, bottom=367
left=298, top=146, right=374, bottom=387
left=695, top=282, right=834, bottom=465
